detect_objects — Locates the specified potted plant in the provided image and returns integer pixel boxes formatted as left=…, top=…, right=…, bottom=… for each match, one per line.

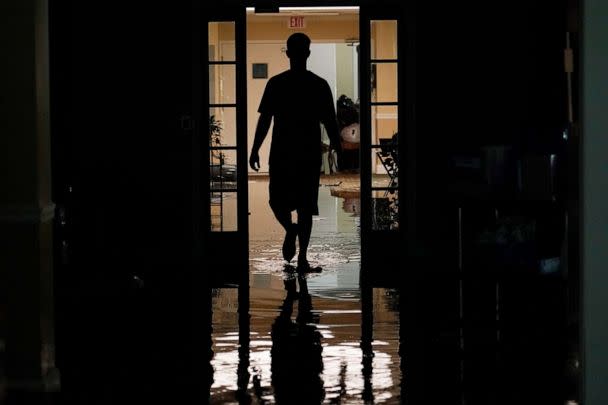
left=209, top=115, right=237, bottom=183
left=209, top=114, right=224, bottom=164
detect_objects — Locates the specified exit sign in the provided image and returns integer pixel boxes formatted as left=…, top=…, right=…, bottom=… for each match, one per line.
left=288, top=16, right=305, bottom=29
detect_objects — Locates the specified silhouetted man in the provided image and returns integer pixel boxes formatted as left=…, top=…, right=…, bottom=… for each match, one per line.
left=249, top=33, right=341, bottom=272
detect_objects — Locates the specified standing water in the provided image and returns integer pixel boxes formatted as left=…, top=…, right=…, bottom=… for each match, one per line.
left=209, top=176, right=401, bottom=403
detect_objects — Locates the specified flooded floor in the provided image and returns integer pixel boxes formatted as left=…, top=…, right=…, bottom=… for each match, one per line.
left=207, top=175, right=580, bottom=405
left=210, top=176, right=402, bottom=404
left=3, top=175, right=579, bottom=404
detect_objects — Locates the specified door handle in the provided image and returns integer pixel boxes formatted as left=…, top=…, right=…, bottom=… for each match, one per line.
left=180, top=114, right=195, bottom=131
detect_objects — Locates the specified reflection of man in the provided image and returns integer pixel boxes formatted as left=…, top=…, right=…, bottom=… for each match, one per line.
left=249, top=33, right=341, bottom=272
left=271, top=273, right=324, bottom=403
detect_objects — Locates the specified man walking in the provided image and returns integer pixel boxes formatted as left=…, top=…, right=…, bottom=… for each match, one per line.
left=249, top=33, right=341, bottom=272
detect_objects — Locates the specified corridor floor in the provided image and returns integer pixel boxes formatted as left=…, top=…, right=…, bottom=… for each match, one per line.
left=206, top=175, right=580, bottom=405
left=2, top=176, right=579, bottom=404
left=209, top=176, right=402, bottom=404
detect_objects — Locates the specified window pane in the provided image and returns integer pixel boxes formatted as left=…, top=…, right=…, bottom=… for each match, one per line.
left=371, top=190, right=399, bottom=231
left=370, top=20, right=397, bottom=60
left=209, top=107, right=236, bottom=147
left=209, top=64, right=236, bottom=105
left=210, top=148, right=237, bottom=190
left=371, top=105, right=398, bottom=150
left=210, top=192, right=238, bottom=232
left=209, top=22, right=236, bottom=61
left=371, top=106, right=399, bottom=178
left=371, top=139, right=399, bottom=229
left=372, top=161, right=396, bottom=188
left=371, top=62, right=398, bottom=103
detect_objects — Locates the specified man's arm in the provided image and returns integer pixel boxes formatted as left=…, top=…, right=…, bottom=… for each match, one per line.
left=249, top=112, right=272, bottom=171
left=321, top=83, right=342, bottom=154
left=322, top=114, right=341, bottom=154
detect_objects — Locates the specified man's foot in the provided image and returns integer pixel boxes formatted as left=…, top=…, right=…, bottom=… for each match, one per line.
left=282, top=223, right=298, bottom=262
left=296, top=259, right=322, bottom=273
left=283, top=264, right=297, bottom=274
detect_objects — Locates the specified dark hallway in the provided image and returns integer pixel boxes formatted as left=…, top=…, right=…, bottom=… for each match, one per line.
left=4, top=184, right=579, bottom=404
left=5, top=0, right=607, bottom=404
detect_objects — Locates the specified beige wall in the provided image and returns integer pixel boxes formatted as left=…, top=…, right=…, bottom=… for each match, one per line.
left=246, top=42, right=289, bottom=173
left=371, top=20, right=398, bottom=173
left=247, top=15, right=358, bottom=43
left=371, top=19, right=398, bottom=142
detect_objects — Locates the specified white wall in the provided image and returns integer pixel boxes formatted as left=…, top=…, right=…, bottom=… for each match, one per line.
left=583, top=0, right=608, bottom=403
left=309, top=43, right=338, bottom=147
left=309, top=43, right=337, bottom=102
left=336, top=43, right=355, bottom=101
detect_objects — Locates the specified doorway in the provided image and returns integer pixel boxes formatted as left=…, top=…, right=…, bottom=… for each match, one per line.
left=207, top=5, right=404, bottom=403
left=246, top=6, right=362, bottom=278
left=205, top=5, right=405, bottom=285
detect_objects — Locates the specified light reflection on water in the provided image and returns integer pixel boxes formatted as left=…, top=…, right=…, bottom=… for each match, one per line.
left=210, top=179, right=401, bottom=404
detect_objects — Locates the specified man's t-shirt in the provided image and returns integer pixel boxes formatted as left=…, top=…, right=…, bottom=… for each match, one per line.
left=258, top=69, right=336, bottom=214
left=258, top=69, right=336, bottom=172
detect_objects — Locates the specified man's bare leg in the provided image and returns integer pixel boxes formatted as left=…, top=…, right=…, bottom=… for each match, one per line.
left=273, top=207, right=298, bottom=262
left=296, top=209, right=320, bottom=272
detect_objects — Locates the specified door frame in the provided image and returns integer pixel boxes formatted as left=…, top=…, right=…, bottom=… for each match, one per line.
left=197, top=0, right=415, bottom=284
left=197, top=5, right=249, bottom=287
left=359, top=3, right=415, bottom=280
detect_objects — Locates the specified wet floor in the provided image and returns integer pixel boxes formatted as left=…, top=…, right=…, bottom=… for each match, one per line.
left=2, top=176, right=580, bottom=404
left=209, top=177, right=402, bottom=404
left=206, top=176, right=581, bottom=405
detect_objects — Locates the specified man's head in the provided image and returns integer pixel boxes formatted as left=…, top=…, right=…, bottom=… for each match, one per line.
left=286, top=33, right=311, bottom=61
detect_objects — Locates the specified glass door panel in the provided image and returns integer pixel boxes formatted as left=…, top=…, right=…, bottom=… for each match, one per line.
left=209, top=21, right=236, bottom=61
left=205, top=11, right=248, bottom=284
left=371, top=63, right=398, bottom=103
left=209, top=107, right=237, bottom=146
left=368, top=19, right=399, bottom=232
left=208, top=64, right=237, bottom=105
left=208, top=21, right=240, bottom=233
left=360, top=8, right=403, bottom=271
left=371, top=20, right=398, bottom=59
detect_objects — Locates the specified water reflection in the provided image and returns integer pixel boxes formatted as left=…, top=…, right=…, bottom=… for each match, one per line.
left=210, top=284, right=401, bottom=404
left=206, top=176, right=579, bottom=403
left=209, top=177, right=401, bottom=404
left=270, top=273, right=324, bottom=404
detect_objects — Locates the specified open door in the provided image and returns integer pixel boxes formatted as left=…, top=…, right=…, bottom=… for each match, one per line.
left=200, top=3, right=411, bottom=283
left=359, top=5, right=409, bottom=276
left=202, top=7, right=249, bottom=286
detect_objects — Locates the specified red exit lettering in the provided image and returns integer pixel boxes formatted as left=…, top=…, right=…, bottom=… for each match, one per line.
left=288, top=16, right=305, bottom=29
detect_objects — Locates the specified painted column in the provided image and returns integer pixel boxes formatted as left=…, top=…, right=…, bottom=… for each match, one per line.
left=0, top=0, right=60, bottom=391
left=582, top=0, right=608, bottom=403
